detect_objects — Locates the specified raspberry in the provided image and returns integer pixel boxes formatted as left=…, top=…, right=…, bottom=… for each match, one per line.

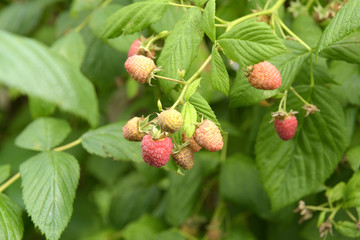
left=274, top=115, right=298, bottom=140
left=194, top=119, right=223, bottom=152
left=125, top=55, right=156, bottom=84
left=182, top=133, right=201, bottom=152
left=158, top=109, right=183, bottom=133
left=128, top=38, right=155, bottom=58
left=247, top=61, right=282, bottom=90
left=172, top=146, right=194, bottom=170
left=122, top=117, right=146, bottom=141
left=141, top=135, right=173, bottom=167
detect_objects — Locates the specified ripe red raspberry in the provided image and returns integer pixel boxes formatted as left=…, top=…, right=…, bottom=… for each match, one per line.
left=125, top=55, right=156, bottom=84
left=247, top=61, right=282, bottom=90
left=274, top=115, right=298, bottom=140
left=128, top=38, right=155, bottom=58
left=122, top=117, right=146, bottom=141
left=158, top=109, right=183, bottom=133
left=172, top=146, right=194, bottom=170
left=141, top=135, right=173, bottom=167
left=194, top=119, right=223, bottom=152
left=182, top=133, right=201, bottom=152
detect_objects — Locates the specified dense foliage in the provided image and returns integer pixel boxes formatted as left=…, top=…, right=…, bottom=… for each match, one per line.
left=0, top=0, right=359, bottom=239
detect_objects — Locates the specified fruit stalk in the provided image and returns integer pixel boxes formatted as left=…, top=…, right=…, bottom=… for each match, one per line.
left=54, top=138, right=82, bottom=151
left=154, top=75, right=186, bottom=85
left=170, top=54, right=212, bottom=110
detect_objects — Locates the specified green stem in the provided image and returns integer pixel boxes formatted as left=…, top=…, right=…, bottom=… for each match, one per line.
left=328, top=205, right=341, bottom=222
left=0, top=172, right=21, bottom=193
left=169, top=134, right=180, bottom=149
left=145, top=31, right=170, bottom=49
left=306, top=0, right=315, bottom=10
left=54, top=138, right=82, bottom=151
left=276, top=17, right=311, bottom=51
left=154, top=75, right=186, bottom=85
left=309, top=52, right=315, bottom=89
left=168, top=2, right=228, bottom=24
left=170, top=54, right=212, bottom=110
left=346, top=210, right=358, bottom=222
left=226, top=0, right=286, bottom=31
left=290, top=87, right=311, bottom=105
left=278, top=90, right=287, bottom=112
left=306, top=206, right=332, bottom=212
left=215, top=24, right=228, bottom=27
left=74, top=0, right=113, bottom=32
left=283, top=90, right=288, bottom=112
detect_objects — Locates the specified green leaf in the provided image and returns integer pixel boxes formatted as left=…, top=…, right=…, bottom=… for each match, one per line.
left=0, top=193, right=24, bottom=240
left=344, top=172, right=360, bottom=208
left=194, top=0, right=208, bottom=6
left=81, top=122, right=142, bottom=162
left=316, top=0, right=360, bottom=63
left=100, top=0, right=169, bottom=39
left=181, top=102, right=197, bottom=138
left=0, top=30, right=99, bottom=127
left=256, top=85, right=348, bottom=210
left=211, top=45, right=230, bottom=95
left=28, top=96, right=57, bottom=119
left=203, top=0, right=216, bottom=42
left=90, top=5, right=140, bottom=53
left=122, top=215, right=165, bottom=240
left=155, top=230, right=185, bottom=240
left=151, top=5, right=184, bottom=33
left=319, top=31, right=360, bottom=64
left=20, top=151, right=80, bottom=240
left=335, top=221, right=360, bottom=238
left=218, top=19, right=286, bottom=67
left=347, top=146, right=360, bottom=171
left=0, top=165, right=10, bottom=185
left=229, top=40, right=309, bottom=107
left=326, top=182, right=346, bottom=203
left=166, top=153, right=218, bottom=226
left=109, top=174, right=160, bottom=228
left=52, top=31, right=86, bottom=68
left=329, top=60, right=360, bottom=106
left=189, top=92, right=221, bottom=131
left=0, top=0, right=59, bottom=35
left=296, top=57, right=336, bottom=85
left=184, top=78, right=201, bottom=101
left=157, top=8, right=204, bottom=92
left=15, top=117, right=71, bottom=151
left=70, top=0, right=102, bottom=14
left=291, top=15, right=323, bottom=48
left=219, top=154, right=271, bottom=218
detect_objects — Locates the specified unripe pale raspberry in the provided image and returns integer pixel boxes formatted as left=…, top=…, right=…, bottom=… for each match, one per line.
left=247, top=61, right=282, bottom=90
left=172, top=146, right=194, bottom=170
left=182, top=133, right=201, bottom=152
left=274, top=115, right=298, bottom=140
left=158, top=109, right=183, bottom=133
left=122, top=117, right=146, bottom=141
left=141, top=135, right=173, bottom=167
left=125, top=55, right=156, bottom=83
left=194, top=119, right=223, bottom=152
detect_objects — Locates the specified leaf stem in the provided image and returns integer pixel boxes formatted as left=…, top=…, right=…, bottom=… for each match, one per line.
left=309, top=52, right=315, bottom=89
left=168, top=2, right=228, bottom=24
left=54, top=138, right=82, bottom=151
left=226, top=0, right=286, bottom=31
left=0, top=172, right=21, bottom=193
left=290, top=87, right=311, bottom=105
left=170, top=54, right=212, bottom=110
left=306, top=206, right=332, bottom=212
left=346, top=210, right=358, bottom=222
left=154, top=75, right=186, bottom=85
left=145, top=31, right=170, bottom=49
left=276, top=17, right=311, bottom=51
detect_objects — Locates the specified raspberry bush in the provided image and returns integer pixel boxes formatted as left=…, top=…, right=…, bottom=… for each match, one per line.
left=0, top=0, right=358, bottom=239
